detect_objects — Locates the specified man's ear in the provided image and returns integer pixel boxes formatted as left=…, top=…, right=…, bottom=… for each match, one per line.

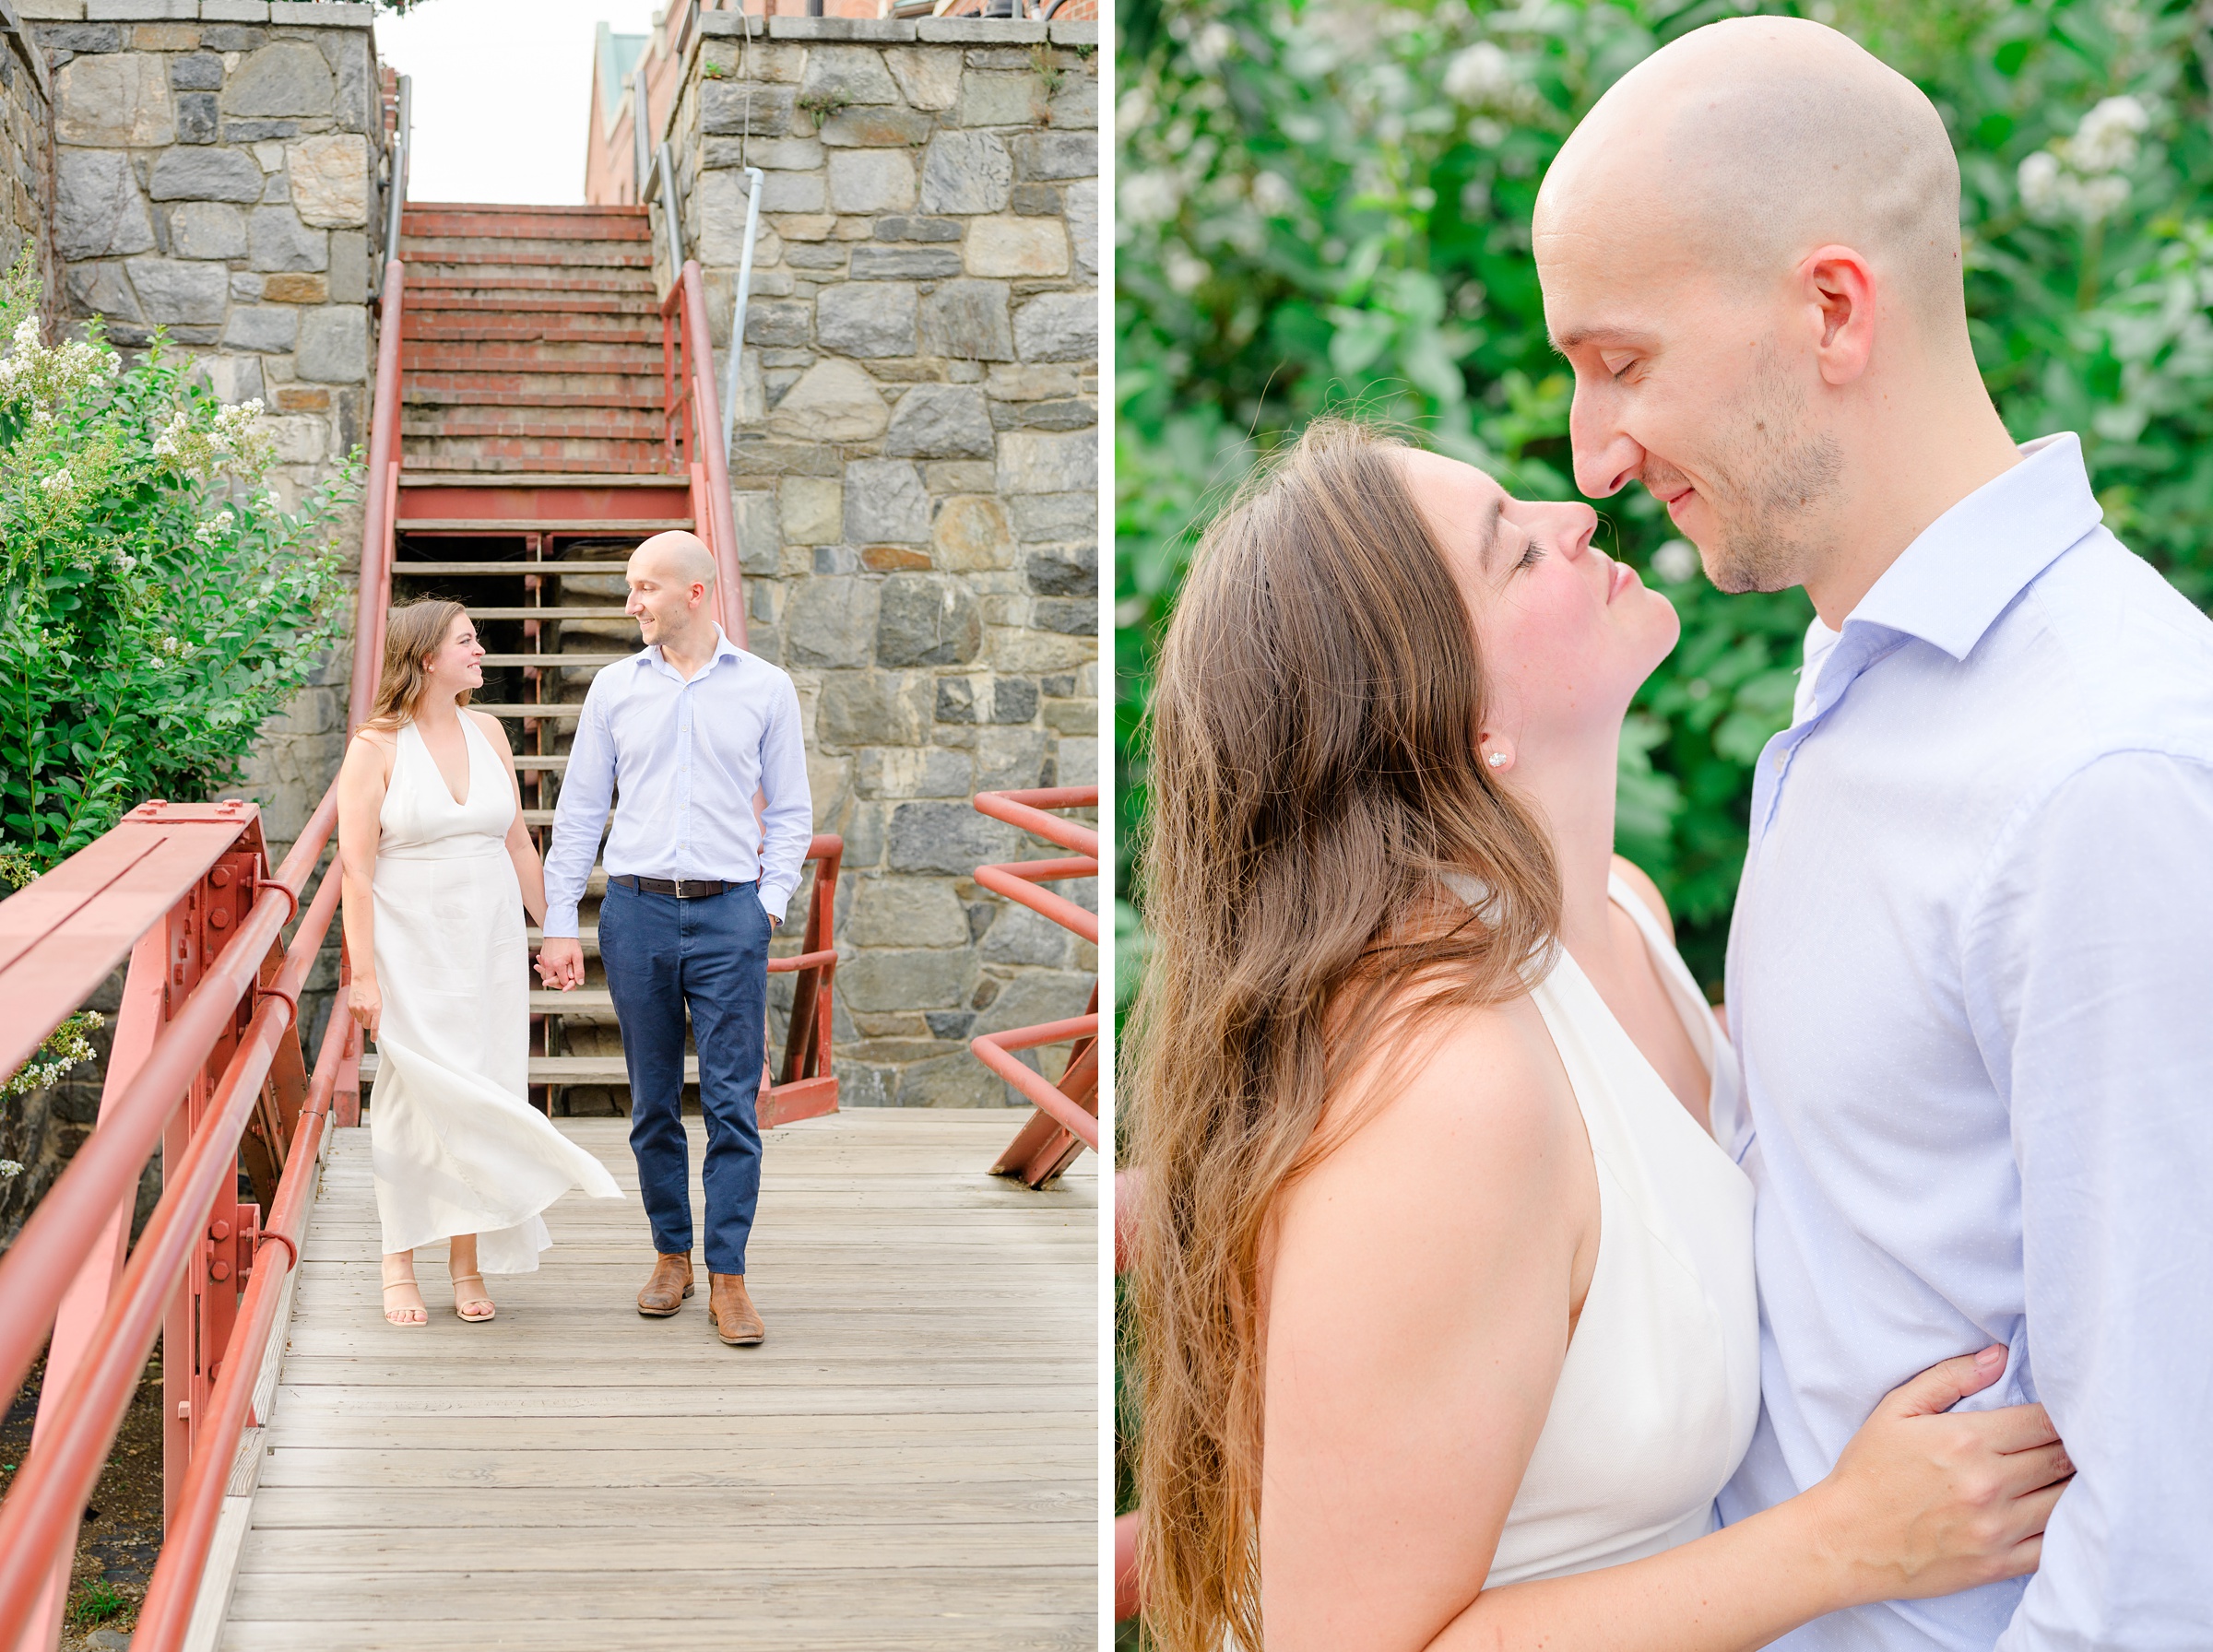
left=1802, top=244, right=1877, bottom=386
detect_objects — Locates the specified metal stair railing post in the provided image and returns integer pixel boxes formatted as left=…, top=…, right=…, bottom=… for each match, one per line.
left=964, top=786, right=1101, bottom=1186
left=761, top=835, right=845, bottom=1127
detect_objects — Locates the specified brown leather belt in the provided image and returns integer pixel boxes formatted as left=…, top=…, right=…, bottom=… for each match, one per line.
left=610, top=875, right=743, bottom=899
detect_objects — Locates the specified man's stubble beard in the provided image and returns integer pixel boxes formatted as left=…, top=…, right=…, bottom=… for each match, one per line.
left=1664, top=355, right=1844, bottom=596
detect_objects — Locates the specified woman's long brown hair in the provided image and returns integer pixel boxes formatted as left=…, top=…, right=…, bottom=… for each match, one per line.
left=365, top=599, right=471, bottom=729
left=1127, top=419, right=1562, bottom=1652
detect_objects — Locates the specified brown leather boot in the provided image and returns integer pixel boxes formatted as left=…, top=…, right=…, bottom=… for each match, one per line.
left=707, top=1273, right=764, bottom=1345
left=637, top=1252, right=693, bottom=1317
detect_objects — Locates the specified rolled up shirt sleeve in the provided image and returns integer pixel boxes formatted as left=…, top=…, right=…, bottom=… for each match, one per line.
left=754, top=669, right=811, bottom=923
left=541, top=683, right=617, bottom=939
left=1967, top=750, right=2213, bottom=1649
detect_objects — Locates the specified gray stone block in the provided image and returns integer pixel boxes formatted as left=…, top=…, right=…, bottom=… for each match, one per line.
left=1065, top=178, right=1096, bottom=277
left=763, top=16, right=915, bottom=40
left=221, top=304, right=298, bottom=351
left=54, top=150, right=155, bottom=263
left=148, top=147, right=265, bottom=204
left=799, top=44, right=902, bottom=106
left=845, top=457, right=929, bottom=545
left=1008, top=491, right=1092, bottom=541
left=855, top=746, right=973, bottom=802
left=846, top=878, right=971, bottom=949
left=1012, top=289, right=1095, bottom=363
left=201, top=352, right=266, bottom=405
left=818, top=103, right=940, bottom=147
left=786, top=242, right=848, bottom=272
left=755, top=168, right=825, bottom=214
left=326, top=230, right=367, bottom=303
left=887, top=801, right=1019, bottom=876
left=952, top=70, right=1045, bottom=129
left=817, top=279, right=917, bottom=359
left=167, top=201, right=249, bottom=260
left=767, top=357, right=886, bottom=441
left=876, top=215, right=963, bottom=243
left=269, top=0, right=373, bottom=19
left=996, top=430, right=1095, bottom=496
left=175, top=91, right=219, bottom=144
left=918, top=131, right=1012, bottom=215
left=704, top=136, right=821, bottom=171
left=1025, top=539, right=1095, bottom=596
left=826, top=148, right=916, bottom=215
left=917, top=18, right=1045, bottom=43
left=1048, top=19, right=1098, bottom=44
left=998, top=396, right=1095, bottom=432
left=883, top=384, right=994, bottom=459
left=884, top=45, right=961, bottom=112
left=1014, top=129, right=1095, bottom=181
left=124, top=257, right=229, bottom=324
left=294, top=305, right=367, bottom=382
left=220, top=41, right=334, bottom=117
left=201, top=1, right=271, bottom=19
left=230, top=270, right=266, bottom=301
left=249, top=204, right=325, bottom=270
left=1010, top=182, right=1061, bottom=216
left=201, top=21, right=271, bottom=45
left=896, top=1050, right=1009, bottom=1109
left=978, top=901, right=1073, bottom=967
left=87, top=0, right=194, bottom=18
left=782, top=576, right=881, bottom=669
left=973, top=969, right=1093, bottom=1037
left=37, top=26, right=124, bottom=51
left=818, top=674, right=934, bottom=748
left=919, top=278, right=1013, bottom=361
left=1032, top=596, right=1095, bottom=635
left=746, top=301, right=811, bottom=348
left=849, top=244, right=961, bottom=280
left=876, top=573, right=983, bottom=667
left=224, top=120, right=298, bottom=143
left=703, top=81, right=798, bottom=139
left=839, top=948, right=972, bottom=1013
left=976, top=726, right=1049, bottom=791
left=171, top=53, right=226, bottom=90
left=54, top=53, right=175, bottom=147
left=66, top=262, right=143, bottom=328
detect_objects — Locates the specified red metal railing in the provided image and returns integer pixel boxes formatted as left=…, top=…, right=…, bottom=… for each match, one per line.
left=661, top=259, right=745, bottom=647
left=966, top=787, right=1100, bottom=1186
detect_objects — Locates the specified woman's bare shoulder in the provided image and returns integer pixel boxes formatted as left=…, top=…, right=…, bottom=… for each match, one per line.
left=1609, top=854, right=1674, bottom=940
left=465, top=709, right=514, bottom=749
left=1292, top=997, right=1580, bottom=1233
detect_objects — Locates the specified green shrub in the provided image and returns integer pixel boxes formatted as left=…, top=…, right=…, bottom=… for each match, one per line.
left=0, top=258, right=360, bottom=1089
left=1117, top=0, right=2213, bottom=989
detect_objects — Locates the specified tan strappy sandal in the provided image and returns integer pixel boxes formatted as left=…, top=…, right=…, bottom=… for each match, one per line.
left=381, top=1277, right=428, bottom=1328
left=451, top=1272, right=496, bottom=1323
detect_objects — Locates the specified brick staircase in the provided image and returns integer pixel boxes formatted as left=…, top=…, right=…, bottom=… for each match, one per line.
left=398, top=203, right=667, bottom=475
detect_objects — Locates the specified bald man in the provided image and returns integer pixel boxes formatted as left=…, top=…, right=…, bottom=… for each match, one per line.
left=1537, top=18, right=2213, bottom=1650
left=538, top=531, right=811, bottom=1346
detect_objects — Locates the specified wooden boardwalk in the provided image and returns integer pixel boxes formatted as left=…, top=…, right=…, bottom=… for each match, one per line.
left=201, top=1110, right=1096, bottom=1651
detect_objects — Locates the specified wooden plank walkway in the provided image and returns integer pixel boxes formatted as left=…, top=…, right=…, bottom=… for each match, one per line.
left=207, top=1110, right=1096, bottom=1651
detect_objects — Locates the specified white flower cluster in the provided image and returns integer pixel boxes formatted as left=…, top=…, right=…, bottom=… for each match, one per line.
left=151, top=396, right=274, bottom=479
left=147, top=633, right=198, bottom=670
left=0, top=314, right=116, bottom=410
left=194, top=508, right=237, bottom=546
left=2019, top=96, right=2149, bottom=225
left=2, top=1010, right=106, bottom=1099
left=1444, top=42, right=1513, bottom=105
left=0, top=1160, right=22, bottom=1180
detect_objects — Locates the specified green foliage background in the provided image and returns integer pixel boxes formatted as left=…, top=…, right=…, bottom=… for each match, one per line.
left=1116, top=0, right=2213, bottom=996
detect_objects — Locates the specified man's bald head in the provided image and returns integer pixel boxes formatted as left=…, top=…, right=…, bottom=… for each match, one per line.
left=1540, top=18, right=1961, bottom=327
left=631, top=529, right=719, bottom=592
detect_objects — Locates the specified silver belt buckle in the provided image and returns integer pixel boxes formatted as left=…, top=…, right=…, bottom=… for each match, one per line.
left=672, top=878, right=691, bottom=899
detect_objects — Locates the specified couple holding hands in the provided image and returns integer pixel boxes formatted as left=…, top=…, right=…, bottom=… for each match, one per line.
left=335, top=530, right=811, bottom=1348
left=1130, top=18, right=2213, bottom=1652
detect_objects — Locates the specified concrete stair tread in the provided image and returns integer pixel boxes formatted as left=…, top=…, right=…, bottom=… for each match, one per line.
left=394, top=524, right=682, bottom=537
left=400, top=454, right=675, bottom=475
left=402, top=348, right=667, bottom=371
left=479, top=653, right=633, bottom=668
left=399, top=474, right=692, bottom=489
left=401, top=415, right=667, bottom=438
left=531, top=988, right=615, bottom=1011
left=404, top=389, right=669, bottom=411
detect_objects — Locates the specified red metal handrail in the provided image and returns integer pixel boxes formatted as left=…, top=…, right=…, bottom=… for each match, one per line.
left=0, top=254, right=407, bottom=1652
left=660, top=259, right=746, bottom=646
left=967, top=787, right=1101, bottom=1185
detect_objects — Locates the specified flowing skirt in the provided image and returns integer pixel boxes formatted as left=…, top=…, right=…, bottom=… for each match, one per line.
left=369, top=845, right=620, bottom=1273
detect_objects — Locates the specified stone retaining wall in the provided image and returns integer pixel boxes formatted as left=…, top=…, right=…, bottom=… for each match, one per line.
left=1, top=6, right=58, bottom=312
left=659, top=15, right=1099, bottom=1107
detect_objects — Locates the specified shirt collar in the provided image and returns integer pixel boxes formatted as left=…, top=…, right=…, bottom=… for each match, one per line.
left=1844, top=432, right=2104, bottom=663
left=638, top=625, right=743, bottom=678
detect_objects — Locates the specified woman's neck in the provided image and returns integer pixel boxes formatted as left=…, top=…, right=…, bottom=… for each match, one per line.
left=1512, top=728, right=1624, bottom=967
left=413, top=692, right=462, bottom=732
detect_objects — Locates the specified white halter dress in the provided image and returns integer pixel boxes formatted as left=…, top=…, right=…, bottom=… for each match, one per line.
left=368, top=715, right=620, bottom=1272
left=1482, top=874, right=1759, bottom=1586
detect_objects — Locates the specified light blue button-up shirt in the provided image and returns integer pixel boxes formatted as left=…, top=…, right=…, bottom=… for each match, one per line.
left=542, top=627, right=812, bottom=936
left=1715, top=434, right=2213, bottom=1649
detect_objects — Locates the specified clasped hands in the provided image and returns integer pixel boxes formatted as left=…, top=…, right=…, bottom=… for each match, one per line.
left=533, top=914, right=777, bottom=991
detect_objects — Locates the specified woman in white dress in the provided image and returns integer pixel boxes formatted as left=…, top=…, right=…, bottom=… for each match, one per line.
left=337, top=599, right=621, bottom=1327
left=1126, top=422, right=2073, bottom=1650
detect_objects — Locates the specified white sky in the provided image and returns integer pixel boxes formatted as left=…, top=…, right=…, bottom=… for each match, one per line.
left=374, top=0, right=665, bottom=205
